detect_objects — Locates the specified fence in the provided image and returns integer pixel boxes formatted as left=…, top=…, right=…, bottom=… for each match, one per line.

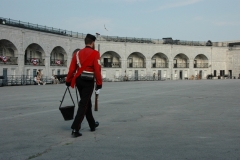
left=152, top=63, right=168, bottom=68
left=0, top=75, right=54, bottom=86
left=112, top=75, right=166, bottom=82
left=101, top=62, right=121, bottom=68
left=0, top=56, right=18, bottom=65
left=194, top=63, right=208, bottom=68
left=0, top=74, right=165, bottom=86
left=0, top=17, right=209, bottom=46
left=127, top=62, right=146, bottom=68
left=25, top=58, right=45, bottom=66
left=173, top=63, right=190, bottom=68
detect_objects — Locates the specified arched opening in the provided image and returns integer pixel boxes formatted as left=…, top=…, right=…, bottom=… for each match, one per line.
left=127, top=52, right=146, bottom=68
left=25, top=43, right=45, bottom=66
left=100, top=51, right=121, bottom=68
left=151, top=53, right=169, bottom=68
left=194, top=54, right=208, bottom=68
left=0, top=39, right=18, bottom=65
left=50, top=46, right=67, bottom=67
left=173, top=53, right=189, bottom=68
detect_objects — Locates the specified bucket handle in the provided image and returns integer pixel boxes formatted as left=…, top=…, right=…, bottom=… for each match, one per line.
left=59, top=86, right=75, bottom=109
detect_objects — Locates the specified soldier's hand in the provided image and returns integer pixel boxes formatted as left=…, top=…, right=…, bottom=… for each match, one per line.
left=65, top=81, right=71, bottom=86
left=95, top=85, right=102, bottom=90
left=95, top=89, right=100, bottom=95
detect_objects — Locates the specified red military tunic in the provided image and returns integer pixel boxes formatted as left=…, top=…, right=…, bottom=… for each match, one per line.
left=66, top=46, right=102, bottom=88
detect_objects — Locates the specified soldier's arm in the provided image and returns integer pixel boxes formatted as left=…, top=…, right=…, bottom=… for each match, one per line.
left=66, top=52, right=78, bottom=83
left=93, top=52, right=102, bottom=89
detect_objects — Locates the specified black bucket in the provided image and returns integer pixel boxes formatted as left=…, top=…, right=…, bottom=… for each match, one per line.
left=59, top=105, right=75, bottom=121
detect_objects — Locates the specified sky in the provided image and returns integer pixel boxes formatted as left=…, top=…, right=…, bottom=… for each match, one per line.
left=0, top=0, right=240, bottom=42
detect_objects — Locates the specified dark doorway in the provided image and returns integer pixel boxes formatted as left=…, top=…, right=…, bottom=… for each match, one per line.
left=199, top=70, right=202, bottom=79
left=220, top=70, right=225, bottom=77
left=135, top=70, right=138, bottom=81
left=3, top=68, right=7, bottom=85
left=33, top=69, right=37, bottom=77
left=229, top=70, right=232, bottom=79
left=57, top=69, right=60, bottom=75
left=214, top=70, right=217, bottom=77
left=179, top=70, right=183, bottom=79
left=158, top=70, right=161, bottom=80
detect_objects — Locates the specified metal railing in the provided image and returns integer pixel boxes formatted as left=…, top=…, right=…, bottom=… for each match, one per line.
left=0, top=17, right=87, bottom=39
left=152, top=63, right=168, bottom=68
left=194, top=63, right=208, bottom=68
left=25, top=58, right=45, bottom=66
left=50, top=59, right=67, bottom=66
left=115, top=75, right=166, bottom=81
left=173, top=63, right=189, bottom=68
left=0, top=56, right=18, bottom=65
left=100, top=36, right=153, bottom=44
left=0, top=75, right=54, bottom=86
left=127, top=62, right=146, bottom=68
left=163, top=39, right=206, bottom=46
left=0, top=17, right=210, bottom=46
left=101, top=62, right=121, bottom=68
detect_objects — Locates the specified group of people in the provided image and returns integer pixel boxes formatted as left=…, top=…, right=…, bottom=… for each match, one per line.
left=33, top=70, right=61, bottom=85
left=153, top=73, right=161, bottom=80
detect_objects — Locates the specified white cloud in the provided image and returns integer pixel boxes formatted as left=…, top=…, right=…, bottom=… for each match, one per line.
left=149, top=0, right=203, bottom=12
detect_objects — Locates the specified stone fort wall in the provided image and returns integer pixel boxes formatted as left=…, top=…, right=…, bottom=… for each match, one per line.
left=0, top=24, right=237, bottom=81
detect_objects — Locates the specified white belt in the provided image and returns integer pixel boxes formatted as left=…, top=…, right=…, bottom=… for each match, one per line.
left=83, top=71, right=94, bottom=74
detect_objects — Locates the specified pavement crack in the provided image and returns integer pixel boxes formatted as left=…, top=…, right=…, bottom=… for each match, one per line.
left=26, top=148, right=51, bottom=160
left=25, top=142, right=62, bottom=160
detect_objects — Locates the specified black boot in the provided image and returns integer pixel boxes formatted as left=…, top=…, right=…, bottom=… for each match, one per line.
left=71, top=129, right=82, bottom=138
left=91, top=121, right=99, bottom=132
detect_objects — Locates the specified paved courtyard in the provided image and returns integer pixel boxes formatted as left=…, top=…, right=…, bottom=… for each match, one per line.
left=0, top=80, right=240, bottom=160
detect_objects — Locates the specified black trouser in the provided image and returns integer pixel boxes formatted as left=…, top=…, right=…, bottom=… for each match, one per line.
left=71, top=76, right=95, bottom=130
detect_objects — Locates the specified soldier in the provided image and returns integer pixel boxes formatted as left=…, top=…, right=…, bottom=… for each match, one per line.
left=65, top=34, right=102, bottom=138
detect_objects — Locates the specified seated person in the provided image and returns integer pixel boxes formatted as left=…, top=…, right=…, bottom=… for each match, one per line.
left=54, top=76, right=60, bottom=84
left=51, top=74, right=55, bottom=84
left=34, top=76, right=45, bottom=85
left=51, top=75, right=60, bottom=84
left=37, top=70, right=42, bottom=79
left=51, top=74, right=59, bottom=84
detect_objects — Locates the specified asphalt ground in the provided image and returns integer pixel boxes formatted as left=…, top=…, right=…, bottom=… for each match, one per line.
left=0, top=80, right=240, bottom=160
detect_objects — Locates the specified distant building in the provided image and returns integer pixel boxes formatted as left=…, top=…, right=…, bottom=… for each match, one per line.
left=0, top=17, right=239, bottom=81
